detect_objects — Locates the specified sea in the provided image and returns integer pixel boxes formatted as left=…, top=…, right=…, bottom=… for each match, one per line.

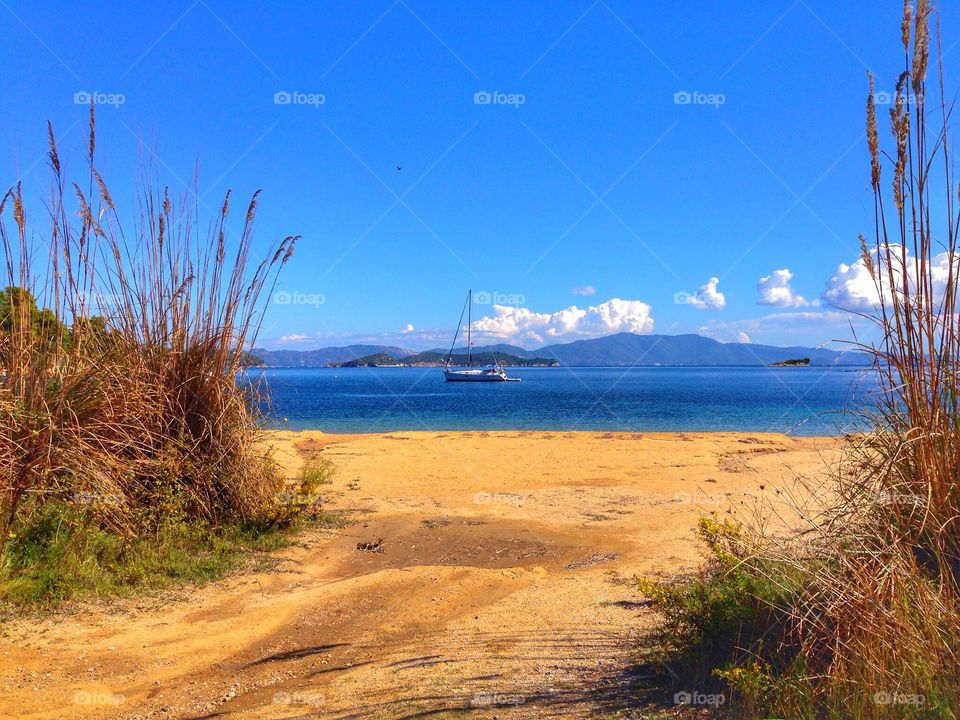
left=245, top=366, right=881, bottom=436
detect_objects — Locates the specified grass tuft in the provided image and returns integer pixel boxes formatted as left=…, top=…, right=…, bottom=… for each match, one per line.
left=0, top=109, right=308, bottom=607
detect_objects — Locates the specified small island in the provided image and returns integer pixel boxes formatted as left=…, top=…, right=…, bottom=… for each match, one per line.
left=768, top=357, right=811, bottom=367
left=330, top=351, right=560, bottom=368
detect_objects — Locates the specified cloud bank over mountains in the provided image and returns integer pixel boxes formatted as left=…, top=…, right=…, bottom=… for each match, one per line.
left=473, top=298, right=654, bottom=345
left=268, top=248, right=956, bottom=349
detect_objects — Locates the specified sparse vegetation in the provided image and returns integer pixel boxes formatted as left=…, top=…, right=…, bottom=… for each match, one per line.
left=639, top=3, right=960, bottom=717
left=0, top=502, right=291, bottom=607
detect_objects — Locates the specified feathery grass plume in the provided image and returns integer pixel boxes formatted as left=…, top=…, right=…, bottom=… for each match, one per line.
left=912, top=0, right=931, bottom=93
left=867, top=73, right=881, bottom=191
left=859, top=234, right=874, bottom=274
left=902, top=0, right=913, bottom=53
left=891, top=73, right=910, bottom=212
left=0, top=107, right=299, bottom=561
left=46, top=122, right=60, bottom=176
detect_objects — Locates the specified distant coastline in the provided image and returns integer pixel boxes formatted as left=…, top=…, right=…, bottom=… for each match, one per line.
left=252, top=331, right=869, bottom=369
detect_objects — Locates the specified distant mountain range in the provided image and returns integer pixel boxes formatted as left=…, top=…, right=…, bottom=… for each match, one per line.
left=252, top=333, right=868, bottom=368
left=249, top=345, right=415, bottom=367
left=333, top=350, right=559, bottom=368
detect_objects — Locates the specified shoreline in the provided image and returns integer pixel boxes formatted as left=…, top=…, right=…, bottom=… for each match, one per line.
left=264, top=428, right=839, bottom=438
left=261, top=426, right=847, bottom=438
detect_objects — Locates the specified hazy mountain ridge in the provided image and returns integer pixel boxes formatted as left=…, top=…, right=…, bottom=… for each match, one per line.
left=251, top=345, right=414, bottom=367
left=332, top=351, right=558, bottom=368
left=253, top=333, right=868, bottom=367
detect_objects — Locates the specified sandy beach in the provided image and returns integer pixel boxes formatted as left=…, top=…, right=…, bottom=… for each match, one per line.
left=0, top=431, right=841, bottom=719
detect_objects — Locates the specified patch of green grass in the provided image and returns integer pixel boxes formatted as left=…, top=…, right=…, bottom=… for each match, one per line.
left=0, top=456, right=349, bottom=609
left=0, top=502, right=295, bottom=608
left=640, top=521, right=797, bottom=662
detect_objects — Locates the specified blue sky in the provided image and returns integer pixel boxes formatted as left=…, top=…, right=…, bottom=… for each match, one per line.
left=3, top=0, right=957, bottom=350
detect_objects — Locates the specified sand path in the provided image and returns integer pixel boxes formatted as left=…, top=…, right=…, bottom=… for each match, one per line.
left=0, top=431, right=840, bottom=719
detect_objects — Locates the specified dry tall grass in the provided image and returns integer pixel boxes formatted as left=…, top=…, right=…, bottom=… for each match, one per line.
left=641, top=3, right=959, bottom=716
left=743, top=1, right=959, bottom=713
left=787, top=0, right=960, bottom=709
left=0, top=108, right=297, bottom=547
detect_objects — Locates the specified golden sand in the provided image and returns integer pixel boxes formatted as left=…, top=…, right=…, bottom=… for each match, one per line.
left=0, top=431, right=841, bottom=719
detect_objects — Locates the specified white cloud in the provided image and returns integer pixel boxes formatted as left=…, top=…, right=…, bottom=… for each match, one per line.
left=473, top=297, right=654, bottom=345
left=401, top=323, right=415, bottom=334
left=687, top=277, right=726, bottom=310
left=821, top=247, right=958, bottom=310
left=278, top=333, right=310, bottom=342
left=757, top=268, right=811, bottom=307
left=821, top=256, right=883, bottom=310
left=737, top=331, right=752, bottom=343
left=571, top=285, right=597, bottom=296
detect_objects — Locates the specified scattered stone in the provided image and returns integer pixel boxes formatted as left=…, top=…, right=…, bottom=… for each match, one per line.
left=567, top=553, right=619, bottom=569
left=356, top=538, right=384, bottom=553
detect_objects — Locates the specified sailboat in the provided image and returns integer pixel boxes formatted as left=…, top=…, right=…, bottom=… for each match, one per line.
left=443, top=290, right=519, bottom=382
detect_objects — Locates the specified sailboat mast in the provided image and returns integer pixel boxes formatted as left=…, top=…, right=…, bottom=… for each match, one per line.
left=467, top=289, right=472, bottom=366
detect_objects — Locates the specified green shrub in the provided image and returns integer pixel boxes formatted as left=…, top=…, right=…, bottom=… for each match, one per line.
left=638, top=518, right=802, bottom=697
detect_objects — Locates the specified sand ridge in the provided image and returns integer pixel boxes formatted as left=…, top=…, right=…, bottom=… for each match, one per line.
left=0, top=431, right=842, bottom=719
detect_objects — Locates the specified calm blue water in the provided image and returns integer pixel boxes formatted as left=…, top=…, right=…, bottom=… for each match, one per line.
left=244, top=366, right=881, bottom=436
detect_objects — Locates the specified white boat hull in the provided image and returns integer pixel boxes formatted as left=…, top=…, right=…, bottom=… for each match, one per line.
left=443, top=367, right=507, bottom=382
